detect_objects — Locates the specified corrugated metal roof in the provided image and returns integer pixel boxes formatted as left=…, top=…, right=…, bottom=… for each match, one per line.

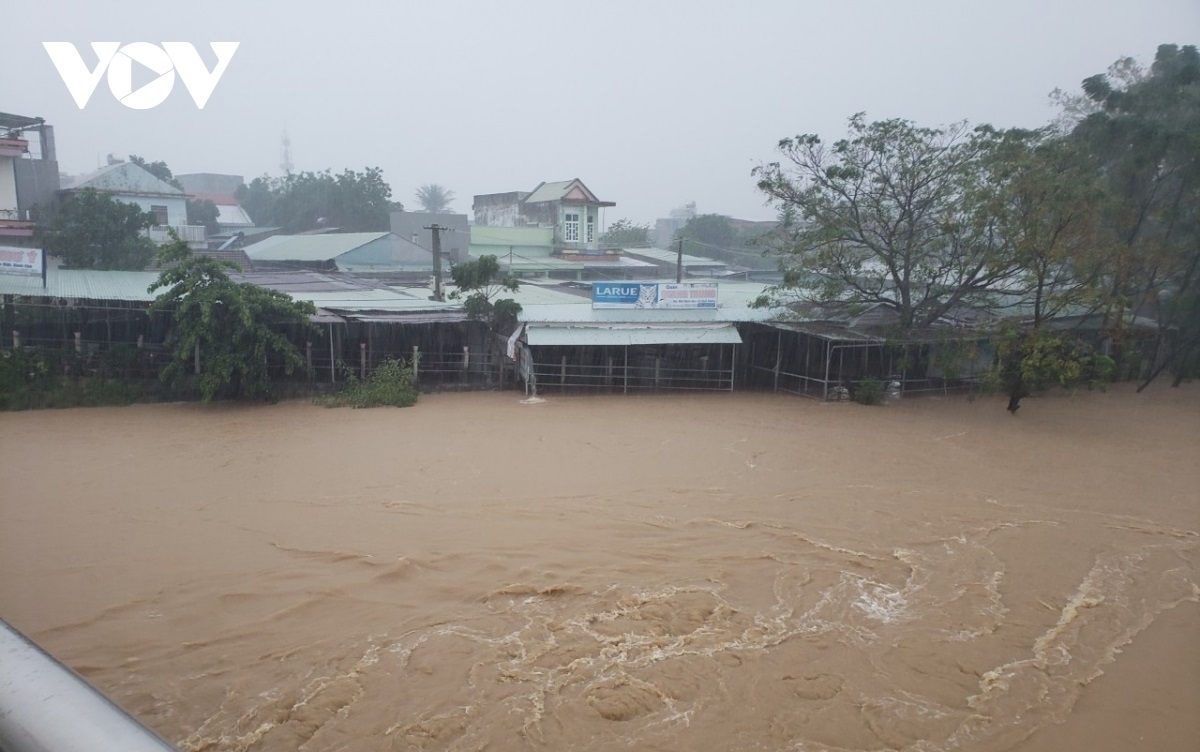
left=215, top=204, right=253, bottom=226
left=522, top=179, right=613, bottom=206
left=291, top=288, right=457, bottom=313
left=523, top=180, right=577, bottom=204
left=0, top=268, right=160, bottom=301
left=244, top=233, right=390, bottom=261
left=525, top=322, right=742, bottom=346
left=622, top=247, right=728, bottom=267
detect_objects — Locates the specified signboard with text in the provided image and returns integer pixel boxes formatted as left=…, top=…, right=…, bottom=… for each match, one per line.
left=0, top=246, right=43, bottom=276
left=591, top=282, right=718, bottom=309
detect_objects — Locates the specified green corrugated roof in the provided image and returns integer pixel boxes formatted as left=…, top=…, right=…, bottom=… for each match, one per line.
left=0, top=268, right=160, bottom=301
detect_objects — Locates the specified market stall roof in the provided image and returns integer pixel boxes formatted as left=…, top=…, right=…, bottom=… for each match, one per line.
left=524, top=322, right=742, bottom=347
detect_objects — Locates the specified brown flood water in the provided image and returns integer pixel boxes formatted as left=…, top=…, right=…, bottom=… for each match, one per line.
left=1, top=386, right=1197, bottom=751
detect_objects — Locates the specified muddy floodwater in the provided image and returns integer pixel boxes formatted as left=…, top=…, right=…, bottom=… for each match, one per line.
left=1, top=387, right=1197, bottom=751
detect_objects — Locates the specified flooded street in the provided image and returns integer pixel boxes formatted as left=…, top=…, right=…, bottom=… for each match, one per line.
left=2, top=387, right=1197, bottom=751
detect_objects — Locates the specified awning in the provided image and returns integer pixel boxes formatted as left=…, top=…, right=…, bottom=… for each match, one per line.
left=524, top=322, right=742, bottom=347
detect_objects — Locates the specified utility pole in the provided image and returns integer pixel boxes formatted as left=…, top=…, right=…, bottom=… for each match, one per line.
left=424, top=223, right=450, bottom=301
left=676, top=236, right=684, bottom=283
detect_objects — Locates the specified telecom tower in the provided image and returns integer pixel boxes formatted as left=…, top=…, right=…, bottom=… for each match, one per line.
left=280, top=130, right=294, bottom=175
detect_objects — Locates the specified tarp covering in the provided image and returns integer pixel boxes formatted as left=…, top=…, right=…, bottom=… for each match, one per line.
left=524, top=322, right=742, bottom=347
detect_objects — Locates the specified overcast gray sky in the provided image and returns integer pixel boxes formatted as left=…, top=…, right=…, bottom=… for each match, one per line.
left=5, top=0, right=1196, bottom=228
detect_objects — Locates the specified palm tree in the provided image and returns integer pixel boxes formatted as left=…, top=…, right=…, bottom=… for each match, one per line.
left=415, top=184, right=455, bottom=213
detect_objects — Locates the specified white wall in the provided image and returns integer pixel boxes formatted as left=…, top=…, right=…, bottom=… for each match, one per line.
left=0, top=156, right=18, bottom=212
left=115, top=194, right=187, bottom=226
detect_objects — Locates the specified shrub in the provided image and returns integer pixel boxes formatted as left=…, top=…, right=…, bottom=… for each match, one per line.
left=318, top=357, right=419, bottom=408
left=853, top=378, right=885, bottom=405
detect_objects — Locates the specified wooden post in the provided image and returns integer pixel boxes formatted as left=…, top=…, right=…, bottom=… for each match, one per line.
left=412, top=345, right=419, bottom=382
left=12, top=330, right=19, bottom=349
left=360, top=342, right=367, bottom=380
left=606, top=355, right=613, bottom=386
left=804, top=336, right=811, bottom=394
left=462, top=345, right=470, bottom=375
left=773, top=330, right=782, bottom=392
left=74, top=331, right=82, bottom=353
left=823, top=341, right=832, bottom=400
left=328, top=322, right=336, bottom=384
left=560, top=355, right=567, bottom=385
left=136, top=334, right=144, bottom=349
left=624, top=346, right=629, bottom=394
left=654, top=356, right=661, bottom=389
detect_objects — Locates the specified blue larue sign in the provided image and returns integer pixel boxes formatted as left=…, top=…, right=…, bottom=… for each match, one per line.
left=591, top=282, right=657, bottom=308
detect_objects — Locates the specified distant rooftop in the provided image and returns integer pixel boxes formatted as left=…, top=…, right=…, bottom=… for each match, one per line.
left=64, top=162, right=184, bottom=197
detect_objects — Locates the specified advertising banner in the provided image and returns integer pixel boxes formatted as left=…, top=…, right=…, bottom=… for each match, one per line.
left=591, top=282, right=717, bottom=309
left=0, top=246, right=43, bottom=276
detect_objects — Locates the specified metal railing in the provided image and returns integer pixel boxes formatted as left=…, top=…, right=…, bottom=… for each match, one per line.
left=0, top=619, right=177, bottom=751
left=529, top=356, right=734, bottom=393
left=147, top=225, right=206, bottom=244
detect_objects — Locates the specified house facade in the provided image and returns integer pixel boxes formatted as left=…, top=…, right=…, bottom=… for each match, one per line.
left=176, top=173, right=256, bottom=235
left=62, top=161, right=204, bottom=246
left=0, top=112, right=59, bottom=241
left=472, top=179, right=615, bottom=256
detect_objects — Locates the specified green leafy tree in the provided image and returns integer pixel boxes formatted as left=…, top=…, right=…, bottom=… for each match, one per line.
left=40, top=188, right=156, bottom=270
left=148, top=238, right=316, bottom=401
left=186, top=198, right=221, bottom=235
left=992, top=324, right=1114, bottom=413
left=128, top=154, right=183, bottom=190
left=978, top=126, right=1102, bottom=325
left=754, top=114, right=1018, bottom=332
left=235, top=168, right=393, bottom=232
left=1065, top=44, right=1200, bottom=388
left=675, top=214, right=735, bottom=252
left=414, top=183, right=455, bottom=213
left=448, top=255, right=521, bottom=334
left=599, top=218, right=650, bottom=247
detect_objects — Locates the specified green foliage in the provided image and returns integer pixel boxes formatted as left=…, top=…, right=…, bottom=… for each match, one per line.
left=600, top=218, right=650, bottom=247
left=148, top=240, right=317, bottom=402
left=318, top=356, right=419, bottom=408
left=991, top=325, right=1114, bottom=413
left=755, top=114, right=1015, bottom=331
left=448, top=255, right=521, bottom=334
left=976, top=126, right=1102, bottom=325
left=39, top=188, right=157, bottom=270
left=236, top=167, right=393, bottom=232
left=0, top=348, right=143, bottom=410
left=186, top=198, right=221, bottom=235
left=128, top=154, right=183, bottom=190
left=1067, top=43, right=1200, bottom=388
left=853, top=378, right=885, bottom=406
left=676, top=214, right=735, bottom=251
left=414, top=183, right=455, bottom=213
